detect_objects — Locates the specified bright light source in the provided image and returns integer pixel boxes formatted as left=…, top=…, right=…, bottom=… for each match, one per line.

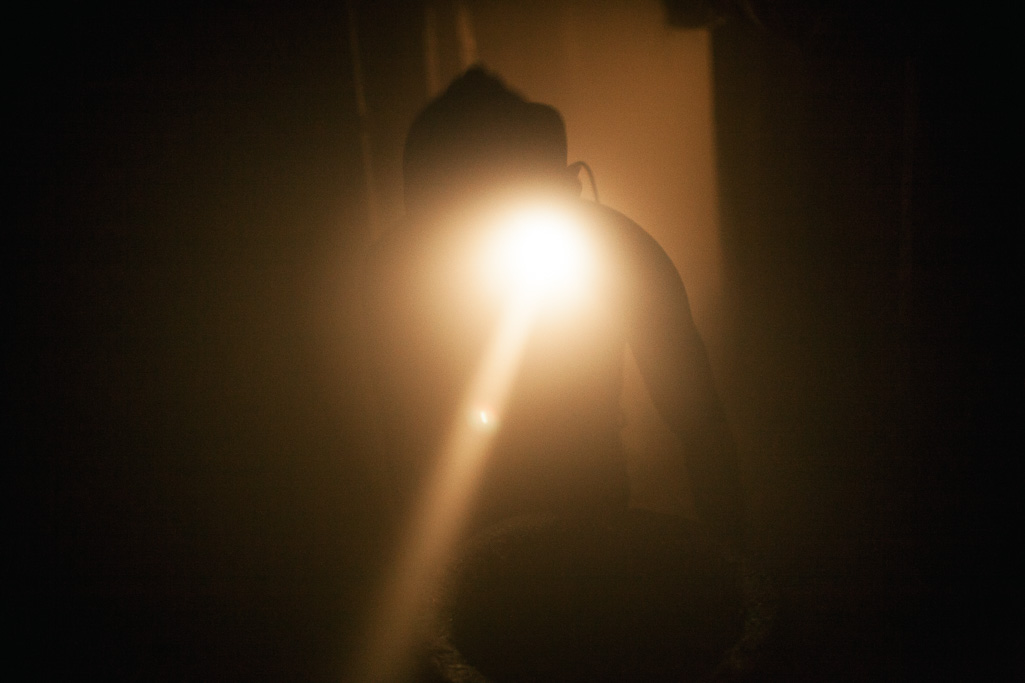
left=490, top=203, right=592, bottom=302
left=353, top=200, right=595, bottom=683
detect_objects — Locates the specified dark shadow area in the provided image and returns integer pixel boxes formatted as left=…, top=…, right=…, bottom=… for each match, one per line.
left=710, top=2, right=1019, bottom=679
left=15, top=4, right=384, bottom=680
left=13, top=1, right=1018, bottom=681
left=431, top=511, right=756, bottom=683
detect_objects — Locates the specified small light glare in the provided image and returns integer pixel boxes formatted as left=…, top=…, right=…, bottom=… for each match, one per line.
left=470, top=407, right=499, bottom=431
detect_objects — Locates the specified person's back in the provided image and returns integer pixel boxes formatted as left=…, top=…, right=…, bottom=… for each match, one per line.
left=363, top=68, right=744, bottom=540
left=364, top=204, right=627, bottom=523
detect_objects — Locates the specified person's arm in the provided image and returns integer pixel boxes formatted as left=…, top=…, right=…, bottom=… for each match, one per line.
left=614, top=212, right=745, bottom=543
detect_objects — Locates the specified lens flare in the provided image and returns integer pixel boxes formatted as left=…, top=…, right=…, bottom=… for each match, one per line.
left=491, top=203, right=592, bottom=301
left=471, top=407, right=499, bottom=431
left=351, top=200, right=596, bottom=683
left=350, top=296, right=535, bottom=683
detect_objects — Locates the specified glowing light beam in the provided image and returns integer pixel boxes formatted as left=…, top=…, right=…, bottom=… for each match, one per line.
left=350, top=295, right=536, bottom=683
left=350, top=200, right=596, bottom=683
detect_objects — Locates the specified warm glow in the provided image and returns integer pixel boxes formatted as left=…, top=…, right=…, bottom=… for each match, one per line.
left=351, top=198, right=606, bottom=681
left=348, top=4, right=722, bottom=677
left=489, top=203, right=592, bottom=302
left=350, top=295, right=536, bottom=683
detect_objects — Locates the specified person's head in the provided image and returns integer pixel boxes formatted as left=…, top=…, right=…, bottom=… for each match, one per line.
left=403, top=67, right=579, bottom=219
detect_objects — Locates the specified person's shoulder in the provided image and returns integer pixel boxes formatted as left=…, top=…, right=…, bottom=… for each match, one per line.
left=582, top=201, right=638, bottom=230
left=579, top=201, right=664, bottom=257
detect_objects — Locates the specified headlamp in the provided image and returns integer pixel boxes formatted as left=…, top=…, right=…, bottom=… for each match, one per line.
left=484, top=201, right=593, bottom=304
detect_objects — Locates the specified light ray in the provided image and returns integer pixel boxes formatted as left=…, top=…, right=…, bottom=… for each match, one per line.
left=351, top=294, right=535, bottom=683
left=351, top=201, right=594, bottom=683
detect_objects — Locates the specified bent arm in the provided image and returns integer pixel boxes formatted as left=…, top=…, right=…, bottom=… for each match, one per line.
left=617, top=217, right=744, bottom=542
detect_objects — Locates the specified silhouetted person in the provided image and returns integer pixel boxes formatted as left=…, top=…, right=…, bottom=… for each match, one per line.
left=363, top=68, right=743, bottom=543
